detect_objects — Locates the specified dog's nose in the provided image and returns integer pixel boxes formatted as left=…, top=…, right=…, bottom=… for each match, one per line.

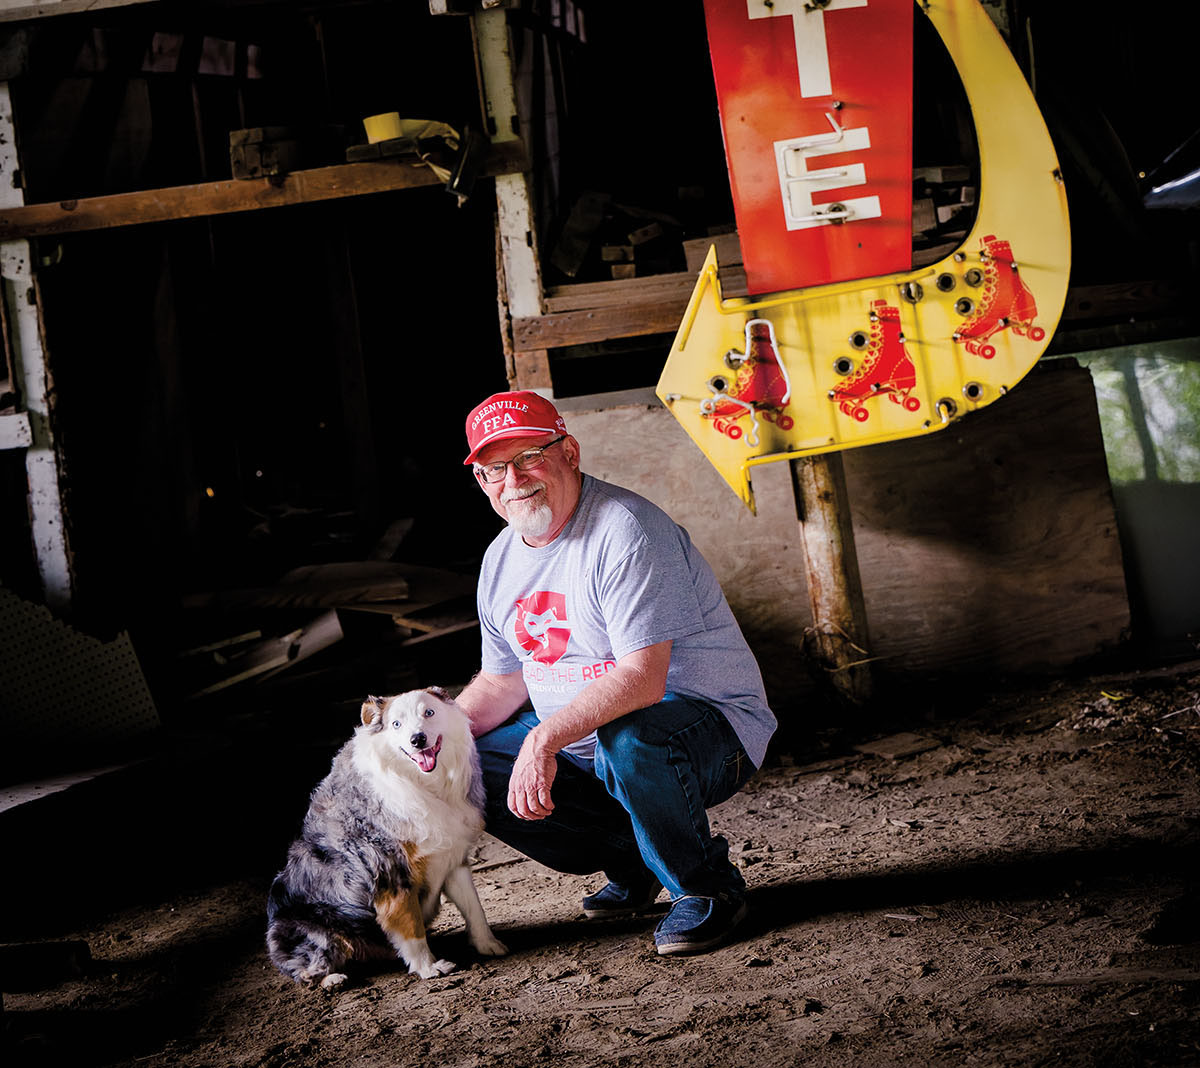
left=410, top=731, right=427, bottom=750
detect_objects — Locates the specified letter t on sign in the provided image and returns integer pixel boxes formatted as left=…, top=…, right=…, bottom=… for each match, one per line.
left=747, top=0, right=869, bottom=99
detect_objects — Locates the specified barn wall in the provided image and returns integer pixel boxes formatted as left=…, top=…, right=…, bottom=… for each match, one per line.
left=564, top=360, right=1129, bottom=710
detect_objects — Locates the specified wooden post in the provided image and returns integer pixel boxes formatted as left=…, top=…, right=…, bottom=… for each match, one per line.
left=0, top=82, right=73, bottom=613
left=471, top=6, right=551, bottom=393
left=790, top=452, right=873, bottom=706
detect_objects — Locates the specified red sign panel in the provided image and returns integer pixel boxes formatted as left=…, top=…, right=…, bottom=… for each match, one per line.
left=703, top=0, right=914, bottom=294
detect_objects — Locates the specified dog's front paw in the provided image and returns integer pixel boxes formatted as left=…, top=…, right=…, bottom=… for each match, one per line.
left=320, top=972, right=348, bottom=990
left=413, top=958, right=457, bottom=979
left=472, top=933, right=508, bottom=957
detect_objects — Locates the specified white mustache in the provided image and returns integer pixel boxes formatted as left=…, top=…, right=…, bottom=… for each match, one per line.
left=500, top=483, right=546, bottom=505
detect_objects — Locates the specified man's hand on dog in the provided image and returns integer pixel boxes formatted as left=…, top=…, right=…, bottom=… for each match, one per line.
left=508, top=732, right=557, bottom=820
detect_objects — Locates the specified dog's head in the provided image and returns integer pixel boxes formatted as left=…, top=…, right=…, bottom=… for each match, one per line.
left=359, top=687, right=463, bottom=775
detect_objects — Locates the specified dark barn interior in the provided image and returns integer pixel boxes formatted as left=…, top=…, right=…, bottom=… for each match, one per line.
left=1, top=1, right=1199, bottom=1065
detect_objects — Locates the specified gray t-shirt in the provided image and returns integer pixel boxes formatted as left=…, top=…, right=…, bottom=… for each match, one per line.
left=477, top=473, right=776, bottom=766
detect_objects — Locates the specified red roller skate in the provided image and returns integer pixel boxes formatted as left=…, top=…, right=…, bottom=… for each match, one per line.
left=952, top=233, right=1044, bottom=359
left=700, top=318, right=794, bottom=443
left=829, top=300, right=920, bottom=423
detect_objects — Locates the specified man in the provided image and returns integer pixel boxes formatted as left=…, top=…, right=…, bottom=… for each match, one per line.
left=454, top=390, right=776, bottom=956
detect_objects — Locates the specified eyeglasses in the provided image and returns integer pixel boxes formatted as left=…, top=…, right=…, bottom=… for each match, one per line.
left=473, top=436, right=566, bottom=484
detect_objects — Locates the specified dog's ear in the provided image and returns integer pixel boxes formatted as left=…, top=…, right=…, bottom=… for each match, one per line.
left=425, top=685, right=451, bottom=702
left=361, top=695, right=387, bottom=727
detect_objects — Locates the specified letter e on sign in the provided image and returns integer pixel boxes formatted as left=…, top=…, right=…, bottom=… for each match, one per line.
left=702, top=0, right=914, bottom=293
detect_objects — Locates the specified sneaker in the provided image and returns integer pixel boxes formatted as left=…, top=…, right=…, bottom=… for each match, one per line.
left=653, top=893, right=747, bottom=956
left=581, top=876, right=663, bottom=918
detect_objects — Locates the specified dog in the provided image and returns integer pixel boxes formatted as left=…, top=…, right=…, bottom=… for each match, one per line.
left=266, top=687, right=507, bottom=988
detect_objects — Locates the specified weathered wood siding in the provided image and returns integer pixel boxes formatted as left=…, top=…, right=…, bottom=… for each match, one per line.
left=567, top=360, right=1129, bottom=707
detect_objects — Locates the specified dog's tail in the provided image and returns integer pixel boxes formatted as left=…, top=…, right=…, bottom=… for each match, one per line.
left=266, top=878, right=379, bottom=985
left=266, top=916, right=352, bottom=985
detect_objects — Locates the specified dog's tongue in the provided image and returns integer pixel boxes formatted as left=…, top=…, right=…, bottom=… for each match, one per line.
left=414, top=738, right=442, bottom=773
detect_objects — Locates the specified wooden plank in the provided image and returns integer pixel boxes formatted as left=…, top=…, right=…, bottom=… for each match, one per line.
left=179, top=561, right=418, bottom=612
left=842, top=361, right=1130, bottom=674
left=528, top=274, right=1186, bottom=354
left=513, top=299, right=692, bottom=351
left=319, top=594, right=476, bottom=632
left=853, top=732, right=940, bottom=760
left=544, top=267, right=747, bottom=313
left=187, top=611, right=344, bottom=698
left=400, top=619, right=480, bottom=647
left=514, top=348, right=552, bottom=390
left=0, top=142, right=528, bottom=241
left=0, top=0, right=152, bottom=20
left=549, top=191, right=610, bottom=278
left=564, top=359, right=1128, bottom=705
left=682, top=231, right=744, bottom=273
left=544, top=272, right=692, bottom=311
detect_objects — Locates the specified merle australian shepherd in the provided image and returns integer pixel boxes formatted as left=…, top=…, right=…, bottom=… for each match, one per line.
left=266, top=687, right=507, bottom=987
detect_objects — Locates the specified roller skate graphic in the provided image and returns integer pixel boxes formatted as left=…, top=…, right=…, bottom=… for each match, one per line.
left=700, top=318, right=793, bottom=444
left=952, top=233, right=1045, bottom=359
left=829, top=300, right=920, bottom=423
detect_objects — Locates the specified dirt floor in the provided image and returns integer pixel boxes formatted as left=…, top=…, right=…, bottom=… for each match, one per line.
left=3, top=661, right=1200, bottom=1068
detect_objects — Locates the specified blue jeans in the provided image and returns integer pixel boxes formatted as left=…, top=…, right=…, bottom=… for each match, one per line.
left=475, top=693, right=755, bottom=900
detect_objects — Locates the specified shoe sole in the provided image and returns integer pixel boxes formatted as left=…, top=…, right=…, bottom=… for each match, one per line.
left=582, top=881, right=663, bottom=919
left=582, top=898, right=661, bottom=920
left=655, top=901, right=748, bottom=956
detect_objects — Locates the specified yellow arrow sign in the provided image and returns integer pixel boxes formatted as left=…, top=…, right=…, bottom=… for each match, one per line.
left=656, top=0, right=1070, bottom=512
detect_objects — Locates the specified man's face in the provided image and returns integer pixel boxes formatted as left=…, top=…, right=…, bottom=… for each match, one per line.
left=474, top=432, right=582, bottom=546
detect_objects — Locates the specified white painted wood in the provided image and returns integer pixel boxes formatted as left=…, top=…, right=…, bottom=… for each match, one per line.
left=474, top=8, right=544, bottom=325
left=0, top=410, right=31, bottom=447
left=0, top=82, right=72, bottom=611
left=0, top=0, right=153, bottom=22
left=474, top=6, right=519, bottom=145
left=494, top=174, right=542, bottom=319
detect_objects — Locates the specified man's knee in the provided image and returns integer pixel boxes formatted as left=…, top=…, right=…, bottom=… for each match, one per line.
left=595, top=697, right=707, bottom=763
left=596, top=709, right=653, bottom=761
left=594, top=709, right=674, bottom=789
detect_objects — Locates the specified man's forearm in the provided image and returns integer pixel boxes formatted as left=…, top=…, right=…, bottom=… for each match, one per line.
left=455, top=669, right=528, bottom=737
left=526, top=641, right=672, bottom=756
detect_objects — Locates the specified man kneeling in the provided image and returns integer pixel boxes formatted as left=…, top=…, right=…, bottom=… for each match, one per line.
left=454, top=391, right=777, bottom=956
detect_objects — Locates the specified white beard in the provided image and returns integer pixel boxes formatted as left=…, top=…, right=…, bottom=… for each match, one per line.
left=501, top=485, right=553, bottom=540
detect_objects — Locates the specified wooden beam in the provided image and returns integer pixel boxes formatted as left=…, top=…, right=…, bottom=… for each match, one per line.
left=517, top=275, right=1197, bottom=355
left=513, top=299, right=689, bottom=351
left=0, top=142, right=528, bottom=241
left=544, top=267, right=747, bottom=313
left=0, top=0, right=154, bottom=21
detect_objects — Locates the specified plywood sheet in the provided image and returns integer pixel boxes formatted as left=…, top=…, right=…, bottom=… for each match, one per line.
left=566, top=361, right=1128, bottom=703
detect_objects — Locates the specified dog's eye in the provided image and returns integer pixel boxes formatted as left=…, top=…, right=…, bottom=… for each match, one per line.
left=391, top=720, right=401, bottom=730
left=422, top=707, right=435, bottom=718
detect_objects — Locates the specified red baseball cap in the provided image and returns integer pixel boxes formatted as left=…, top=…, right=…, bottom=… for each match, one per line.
left=463, top=390, right=568, bottom=465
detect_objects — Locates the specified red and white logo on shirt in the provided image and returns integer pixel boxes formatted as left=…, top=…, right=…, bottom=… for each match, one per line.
left=514, top=591, right=571, bottom=665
